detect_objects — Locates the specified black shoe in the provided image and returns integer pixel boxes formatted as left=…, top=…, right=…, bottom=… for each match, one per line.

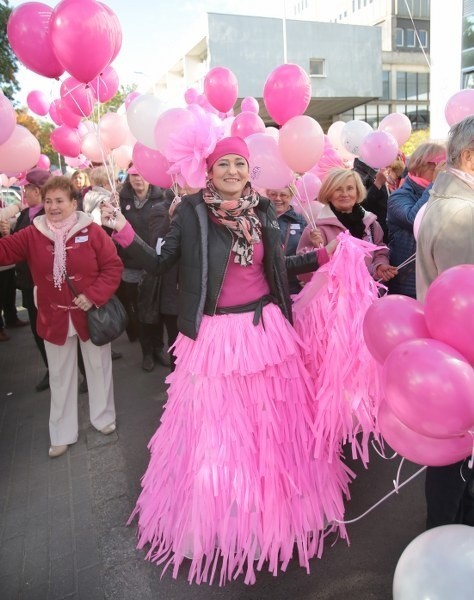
left=111, top=350, right=122, bottom=360
left=35, top=371, right=50, bottom=392
left=154, top=348, right=171, bottom=368
left=6, top=318, right=29, bottom=328
left=142, top=354, right=155, bottom=372
left=79, top=378, right=88, bottom=394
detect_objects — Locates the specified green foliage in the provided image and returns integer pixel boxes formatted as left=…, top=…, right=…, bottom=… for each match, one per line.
left=89, top=84, right=137, bottom=123
left=0, top=0, right=19, bottom=101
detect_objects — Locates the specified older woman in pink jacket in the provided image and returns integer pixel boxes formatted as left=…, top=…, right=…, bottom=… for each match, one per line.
left=0, top=176, right=123, bottom=458
left=297, top=168, right=398, bottom=284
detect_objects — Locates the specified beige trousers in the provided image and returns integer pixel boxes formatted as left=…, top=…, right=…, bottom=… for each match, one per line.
left=45, top=334, right=116, bottom=446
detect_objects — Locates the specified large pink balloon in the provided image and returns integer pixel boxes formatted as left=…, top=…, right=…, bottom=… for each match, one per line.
left=132, top=143, right=173, bottom=188
left=279, top=115, right=324, bottom=173
left=0, top=91, right=17, bottom=145
left=7, top=2, right=64, bottom=79
left=56, top=100, right=82, bottom=129
left=246, top=133, right=294, bottom=189
left=49, top=0, right=121, bottom=83
left=445, top=89, right=474, bottom=126
left=98, top=113, right=129, bottom=150
left=359, top=131, right=399, bottom=169
left=363, top=295, right=430, bottom=365
left=294, top=172, right=322, bottom=203
left=240, top=97, right=259, bottom=114
left=203, top=67, right=238, bottom=113
left=383, top=339, right=474, bottom=439
left=263, top=64, right=311, bottom=126
left=98, top=2, right=122, bottom=63
left=49, top=99, right=63, bottom=126
left=26, top=90, right=50, bottom=117
left=0, top=125, right=41, bottom=173
left=424, top=265, right=474, bottom=365
left=378, top=112, right=412, bottom=146
left=378, top=402, right=473, bottom=467
left=111, top=145, right=133, bottom=170
left=50, top=126, right=82, bottom=157
left=36, top=154, right=51, bottom=170
left=90, top=66, right=120, bottom=103
left=230, top=111, right=265, bottom=139
left=60, top=77, right=96, bottom=117
left=81, top=132, right=110, bottom=163
left=154, top=108, right=195, bottom=157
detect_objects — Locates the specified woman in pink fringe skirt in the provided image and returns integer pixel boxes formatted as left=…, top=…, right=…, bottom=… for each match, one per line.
left=104, top=137, right=352, bottom=585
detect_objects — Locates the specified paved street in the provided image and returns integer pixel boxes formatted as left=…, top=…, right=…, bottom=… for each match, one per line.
left=0, top=311, right=427, bottom=600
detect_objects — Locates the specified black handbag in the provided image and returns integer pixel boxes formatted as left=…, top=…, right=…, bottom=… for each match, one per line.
left=65, top=275, right=128, bottom=346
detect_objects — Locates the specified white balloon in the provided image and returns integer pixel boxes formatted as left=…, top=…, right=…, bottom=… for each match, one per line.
left=393, top=525, right=474, bottom=600
left=340, top=120, right=373, bottom=156
left=126, top=94, right=166, bottom=150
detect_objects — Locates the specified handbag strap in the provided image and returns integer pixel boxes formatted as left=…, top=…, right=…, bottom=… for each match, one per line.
left=64, top=273, right=79, bottom=298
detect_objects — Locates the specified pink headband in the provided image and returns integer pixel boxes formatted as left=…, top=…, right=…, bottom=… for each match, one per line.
left=206, top=137, right=250, bottom=170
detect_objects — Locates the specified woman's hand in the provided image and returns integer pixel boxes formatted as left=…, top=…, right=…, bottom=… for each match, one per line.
left=309, top=228, right=324, bottom=248
left=375, top=264, right=398, bottom=282
left=100, top=201, right=127, bottom=231
left=73, top=293, right=93, bottom=312
left=325, top=239, right=339, bottom=256
left=0, top=219, right=10, bottom=237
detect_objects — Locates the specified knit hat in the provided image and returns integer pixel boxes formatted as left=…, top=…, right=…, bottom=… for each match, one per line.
left=25, top=168, right=51, bottom=188
left=206, top=137, right=250, bottom=171
left=127, top=166, right=140, bottom=175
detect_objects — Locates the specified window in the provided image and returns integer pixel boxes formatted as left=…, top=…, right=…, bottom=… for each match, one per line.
left=418, top=30, right=428, bottom=48
left=382, top=70, right=390, bottom=100
left=406, top=29, right=416, bottom=48
left=309, top=58, right=326, bottom=77
left=396, top=28, right=404, bottom=47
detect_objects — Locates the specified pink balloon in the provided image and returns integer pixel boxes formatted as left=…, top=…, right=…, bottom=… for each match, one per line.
left=363, top=295, right=430, bottom=365
left=413, top=203, right=427, bottom=241
left=0, top=91, right=17, bottom=145
left=424, top=265, right=474, bottom=365
left=98, top=2, right=122, bottom=63
left=294, top=172, right=322, bottom=203
left=60, top=77, right=96, bottom=117
left=90, top=65, right=120, bottom=103
left=77, top=120, right=95, bottom=140
left=230, top=111, right=265, bottom=139
left=49, top=99, right=63, bottom=126
left=246, top=133, right=294, bottom=189
left=56, top=100, right=82, bottom=129
left=65, top=154, right=89, bottom=169
left=263, top=63, right=311, bottom=126
left=241, top=97, right=259, bottom=114
left=36, top=154, right=51, bottom=170
left=49, top=0, right=121, bottom=83
left=98, top=112, right=129, bottom=150
left=445, top=89, right=474, bottom=126
left=7, top=2, right=64, bottom=79
left=184, top=88, right=199, bottom=105
left=383, top=339, right=474, bottom=438
left=81, top=132, right=110, bottom=163
left=378, top=402, right=473, bottom=467
left=378, top=113, right=412, bottom=146
left=359, top=131, right=399, bottom=169
left=203, top=67, right=239, bottom=113
left=111, top=145, right=133, bottom=170
left=0, top=125, right=41, bottom=173
left=154, top=108, right=195, bottom=157
left=26, top=90, right=50, bottom=117
left=279, top=115, right=324, bottom=173
left=50, top=125, right=82, bottom=157
left=132, top=143, right=172, bottom=188
left=125, top=91, right=141, bottom=109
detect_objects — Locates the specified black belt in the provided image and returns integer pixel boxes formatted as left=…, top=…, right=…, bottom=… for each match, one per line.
left=215, top=294, right=276, bottom=326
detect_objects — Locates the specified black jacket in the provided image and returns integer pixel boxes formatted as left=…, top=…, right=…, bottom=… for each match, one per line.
left=126, top=191, right=321, bottom=340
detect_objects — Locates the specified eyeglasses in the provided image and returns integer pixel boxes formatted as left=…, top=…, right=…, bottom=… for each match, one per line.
left=268, top=192, right=291, bottom=200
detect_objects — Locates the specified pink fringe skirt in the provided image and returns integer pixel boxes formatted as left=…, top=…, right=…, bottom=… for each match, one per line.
left=129, top=303, right=352, bottom=585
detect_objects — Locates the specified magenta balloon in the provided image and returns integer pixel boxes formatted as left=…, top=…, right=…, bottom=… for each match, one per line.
left=279, top=115, right=325, bottom=173
left=383, top=339, right=474, bottom=439
left=56, top=100, right=82, bottom=129
left=378, top=112, right=412, bottom=146
left=230, top=111, right=266, bottom=139
left=60, top=77, right=96, bottom=117
left=294, top=172, right=322, bottom=203
left=203, top=67, right=239, bottom=113
left=50, top=125, right=82, bottom=157
left=424, top=265, right=474, bottom=365
left=246, top=133, right=294, bottom=189
left=36, top=154, right=51, bottom=170
left=445, top=89, right=474, bottom=126
left=98, top=2, right=122, bottom=63
left=263, top=63, right=311, bottom=126
left=363, top=295, right=430, bottom=365
left=7, top=2, right=64, bottom=79
left=0, top=91, right=17, bottom=145
left=132, top=143, right=173, bottom=188
left=90, top=65, right=120, bottom=103
left=49, top=0, right=120, bottom=83
left=184, top=88, right=199, bottom=105
left=49, top=99, right=63, bottom=126
left=378, top=402, right=473, bottom=467
left=0, top=125, right=41, bottom=173
left=241, top=96, right=259, bottom=114
left=359, top=131, right=399, bottom=169
left=26, top=90, right=50, bottom=117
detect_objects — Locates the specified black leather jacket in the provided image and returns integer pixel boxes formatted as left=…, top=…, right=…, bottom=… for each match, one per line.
left=125, top=191, right=321, bottom=340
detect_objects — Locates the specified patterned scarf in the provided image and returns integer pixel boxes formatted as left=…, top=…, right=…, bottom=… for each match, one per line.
left=203, top=181, right=261, bottom=266
left=447, top=167, right=474, bottom=190
left=46, top=213, right=78, bottom=289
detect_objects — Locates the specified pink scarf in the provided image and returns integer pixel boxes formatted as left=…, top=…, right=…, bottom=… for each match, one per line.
left=46, top=213, right=78, bottom=289
left=408, top=174, right=431, bottom=189
left=447, top=167, right=474, bottom=191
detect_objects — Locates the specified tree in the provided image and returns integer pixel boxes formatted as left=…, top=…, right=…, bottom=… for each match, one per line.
left=89, top=84, right=137, bottom=123
left=0, top=0, right=19, bottom=101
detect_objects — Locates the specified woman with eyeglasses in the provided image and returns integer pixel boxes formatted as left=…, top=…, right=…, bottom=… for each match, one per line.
left=386, top=142, right=446, bottom=298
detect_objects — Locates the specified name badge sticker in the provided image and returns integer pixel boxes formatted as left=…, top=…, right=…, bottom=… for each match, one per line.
left=75, top=236, right=88, bottom=243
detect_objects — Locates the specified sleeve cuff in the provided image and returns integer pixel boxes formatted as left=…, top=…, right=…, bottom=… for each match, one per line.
left=111, top=221, right=134, bottom=247
left=317, top=246, right=330, bottom=266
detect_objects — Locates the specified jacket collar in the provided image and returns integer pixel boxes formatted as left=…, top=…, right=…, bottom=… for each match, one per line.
left=32, top=211, right=94, bottom=241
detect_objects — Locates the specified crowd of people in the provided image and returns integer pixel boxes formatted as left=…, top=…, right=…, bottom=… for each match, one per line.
left=0, top=115, right=473, bottom=583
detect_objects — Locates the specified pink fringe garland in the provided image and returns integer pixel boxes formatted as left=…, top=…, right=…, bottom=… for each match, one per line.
left=293, top=232, right=385, bottom=465
left=129, top=303, right=353, bottom=585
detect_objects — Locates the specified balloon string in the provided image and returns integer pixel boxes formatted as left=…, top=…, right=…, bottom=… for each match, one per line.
left=334, top=462, right=427, bottom=525
left=371, top=438, right=398, bottom=460
left=468, top=430, right=474, bottom=470
left=402, top=0, right=431, bottom=69
left=288, top=181, right=316, bottom=230
left=396, top=252, right=416, bottom=270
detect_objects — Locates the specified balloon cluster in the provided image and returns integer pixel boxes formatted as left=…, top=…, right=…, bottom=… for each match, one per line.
left=363, top=265, right=474, bottom=467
